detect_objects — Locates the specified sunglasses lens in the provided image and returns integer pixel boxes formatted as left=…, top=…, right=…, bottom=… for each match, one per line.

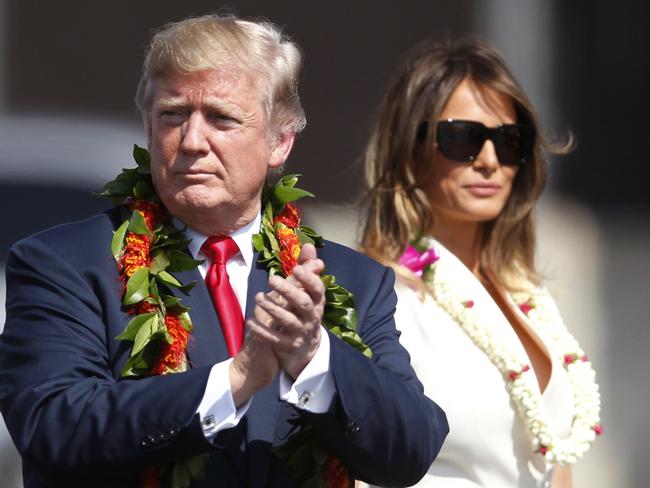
left=495, top=124, right=535, bottom=164
left=436, top=121, right=485, bottom=161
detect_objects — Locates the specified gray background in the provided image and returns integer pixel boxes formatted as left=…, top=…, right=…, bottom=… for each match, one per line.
left=1, top=0, right=648, bottom=486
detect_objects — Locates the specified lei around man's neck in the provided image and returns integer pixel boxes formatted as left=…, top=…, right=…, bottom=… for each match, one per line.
left=99, top=145, right=370, bottom=488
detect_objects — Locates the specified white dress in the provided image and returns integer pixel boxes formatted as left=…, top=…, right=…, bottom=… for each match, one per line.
left=383, top=242, right=576, bottom=487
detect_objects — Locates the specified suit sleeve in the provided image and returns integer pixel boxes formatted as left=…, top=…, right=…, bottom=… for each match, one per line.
left=303, top=266, right=449, bottom=486
left=0, top=236, right=216, bottom=481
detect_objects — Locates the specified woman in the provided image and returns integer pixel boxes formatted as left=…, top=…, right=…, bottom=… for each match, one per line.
left=360, top=39, right=601, bottom=487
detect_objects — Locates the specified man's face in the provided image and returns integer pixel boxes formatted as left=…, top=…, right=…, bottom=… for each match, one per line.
left=147, top=68, right=294, bottom=235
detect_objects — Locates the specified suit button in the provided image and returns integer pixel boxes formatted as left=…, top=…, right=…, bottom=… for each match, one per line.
left=347, top=420, right=360, bottom=434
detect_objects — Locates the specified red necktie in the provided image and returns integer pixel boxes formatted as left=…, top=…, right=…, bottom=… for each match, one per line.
left=201, top=236, right=244, bottom=357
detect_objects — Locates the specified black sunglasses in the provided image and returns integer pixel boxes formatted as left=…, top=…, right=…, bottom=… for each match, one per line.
left=418, top=119, right=535, bottom=165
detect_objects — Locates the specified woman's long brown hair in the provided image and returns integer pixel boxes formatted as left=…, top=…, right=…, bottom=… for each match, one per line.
left=360, top=38, right=571, bottom=290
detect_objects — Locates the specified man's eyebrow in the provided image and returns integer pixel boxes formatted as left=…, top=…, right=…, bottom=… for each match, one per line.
left=154, top=96, right=244, bottom=113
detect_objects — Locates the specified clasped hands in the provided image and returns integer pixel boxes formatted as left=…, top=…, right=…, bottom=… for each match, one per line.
left=229, top=243, right=326, bottom=406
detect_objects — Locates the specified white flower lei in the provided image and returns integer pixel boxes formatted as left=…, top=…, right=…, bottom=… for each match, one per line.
left=415, top=236, right=602, bottom=466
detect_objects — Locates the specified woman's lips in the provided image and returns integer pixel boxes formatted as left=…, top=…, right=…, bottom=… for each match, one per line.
left=463, top=183, right=501, bottom=197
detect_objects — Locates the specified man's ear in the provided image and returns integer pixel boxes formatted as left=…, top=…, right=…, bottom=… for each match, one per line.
left=268, top=130, right=296, bottom=169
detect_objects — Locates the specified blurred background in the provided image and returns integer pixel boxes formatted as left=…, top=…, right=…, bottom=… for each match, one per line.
left=1, top=0, right=648, bottom=486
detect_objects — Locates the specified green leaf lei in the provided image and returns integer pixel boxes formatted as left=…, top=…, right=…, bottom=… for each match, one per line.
left=100, top=146, right=371, bottom=487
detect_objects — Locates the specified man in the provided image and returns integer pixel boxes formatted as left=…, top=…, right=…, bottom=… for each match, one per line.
left=0, top=14, right=447, bottom=487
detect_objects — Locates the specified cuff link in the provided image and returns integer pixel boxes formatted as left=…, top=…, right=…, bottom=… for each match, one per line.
left=298, top=392, right=313, bottom=408
left=201, top=415, right=216, bottom=431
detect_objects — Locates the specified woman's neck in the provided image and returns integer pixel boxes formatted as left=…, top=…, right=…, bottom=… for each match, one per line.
left=430, top=219, right=482, bottom=276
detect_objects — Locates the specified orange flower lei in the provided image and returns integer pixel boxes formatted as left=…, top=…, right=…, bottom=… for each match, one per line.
left=102, top=147, right=207, bottom=487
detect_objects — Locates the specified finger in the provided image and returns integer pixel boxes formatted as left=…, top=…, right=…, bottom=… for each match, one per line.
left=247, top=318, right=281, bottom=344
left=253, top=293, right=275, bottom=326
left=291, top=264, right=325, bottom=305
left=255, top=293, right=303, bottom=330
left=280, top=259, right=324, bottom=297
left=268, top=274, right=316, bottom=320
left=248, top=316, right=298, bottom=351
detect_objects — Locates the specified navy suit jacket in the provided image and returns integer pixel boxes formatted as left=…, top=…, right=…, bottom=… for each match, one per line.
left=0, top=209, right=448, bottom=487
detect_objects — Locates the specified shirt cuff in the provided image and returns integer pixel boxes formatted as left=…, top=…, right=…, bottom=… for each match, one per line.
left=279, top=326, right=335, bottom=413
left=196, top=358, right=251, bottom=439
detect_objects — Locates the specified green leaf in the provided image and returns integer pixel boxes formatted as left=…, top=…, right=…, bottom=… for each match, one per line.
left=111, top=220, right=129, bottom=261
left=295, top=229, right=315, bottom=246
left=171, top=460, right=192, bottom=488
left=115, top=312, right=157, bottom=341
left=273, top=185, right=314, bottom=204
left=264, top=228, right=280, bottom=252
left=123, top=268, right=150, bottom=305
left=120, top=341, right=160, bottom=377
left=133, top=180, right=154, bottom=200
left=98, top=179, right=133, bottom=198
left=127, top=209, right=152, bottom=236
left=133, top=144, right=151, bottom=169
left=166, top=250, right=204, bottom=272
left=280, top=174, right=299, bottom=188
left=299, top=226, right=324, bottom=247
left=177, top=280, right=197, bottom=294
left=150, top=250, right=170, bottom=274
left=132, top=314, right=161, bottom=355
left=186, top=454, right=209, bottom=479
left=163, top=296, right=190, bottom=314
left=157, top=270, right=182, bottom=288
left=179, top=311, right=193, bottom=332
left=252, top=233, right=265, bottom=253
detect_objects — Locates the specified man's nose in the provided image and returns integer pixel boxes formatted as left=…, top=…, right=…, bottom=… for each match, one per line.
left=180, top=113, right=210, bottom=154
left=472, top=139, right=499, bottom=173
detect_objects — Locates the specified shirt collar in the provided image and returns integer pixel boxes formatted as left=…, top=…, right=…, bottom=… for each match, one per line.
left=180, top=212, right=261, bottom=268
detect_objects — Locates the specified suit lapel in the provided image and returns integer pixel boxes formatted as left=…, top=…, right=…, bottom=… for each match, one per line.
left=170, top=267, right=230, bottom=368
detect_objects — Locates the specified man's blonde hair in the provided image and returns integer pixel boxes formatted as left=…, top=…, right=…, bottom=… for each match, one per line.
left=135, top=13, right=306, bottom=134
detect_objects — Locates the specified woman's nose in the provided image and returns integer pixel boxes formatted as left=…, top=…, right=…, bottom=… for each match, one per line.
left=472, top=139, right=500, bottom=173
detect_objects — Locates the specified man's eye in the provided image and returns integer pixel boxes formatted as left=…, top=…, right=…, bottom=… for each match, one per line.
left=160, top=110, right=187, bottom=121
left=208, top=113, right=239, bottom=125
left=162, top=110, right=180, bottom=116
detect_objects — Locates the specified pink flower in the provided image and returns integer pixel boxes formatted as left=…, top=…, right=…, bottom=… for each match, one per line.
left=593, top=424, right=604, bottom=436
left=508, top=365, right=530, bottom=381
left=564, top=354, right=577, bottom=365
left=398, top=244, right=439, bottom=277
left=463, top=300, right=474, bottom=309
left=519, top=301, right=534, bottom=316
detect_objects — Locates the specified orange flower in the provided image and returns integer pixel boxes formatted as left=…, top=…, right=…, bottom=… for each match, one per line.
left=324, top=455, right=349, bottom=488
left=276, top=227, right=301, bottom=276
left=120, top=233, right=152, bottom=277
left=130, top=300, right=157, bottom=316
left=131, top=200, right=161, bottom=232
left=151, top=314, right=188, bottom=375
left=274, top=202, right=300, bottom=228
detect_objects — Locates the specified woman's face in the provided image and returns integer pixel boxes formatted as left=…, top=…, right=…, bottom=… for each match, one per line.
left=426, top=78, right=519, bottom=232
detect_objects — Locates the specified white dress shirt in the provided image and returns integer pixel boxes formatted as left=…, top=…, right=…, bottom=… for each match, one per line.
left=178, top=213, right=335, bottom=438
